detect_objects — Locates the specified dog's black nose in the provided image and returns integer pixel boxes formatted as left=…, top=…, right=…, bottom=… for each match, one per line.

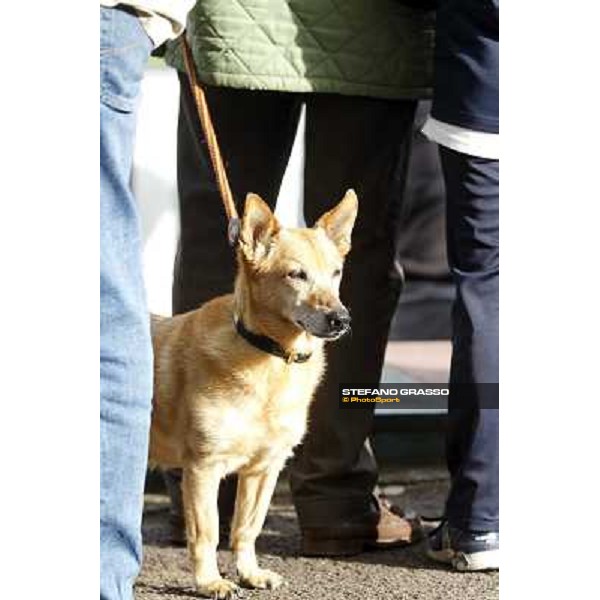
left=327, top=308, right=351, bottom=332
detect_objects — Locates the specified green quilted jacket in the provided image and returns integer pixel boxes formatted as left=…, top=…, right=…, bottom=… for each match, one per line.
left=165, top=1, right=435, bottom=100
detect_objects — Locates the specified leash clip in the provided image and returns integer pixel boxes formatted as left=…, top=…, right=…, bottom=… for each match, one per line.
left=228, top=217, right=241, bottom=247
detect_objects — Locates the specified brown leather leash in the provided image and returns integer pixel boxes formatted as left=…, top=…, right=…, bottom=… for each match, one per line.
left=180, top=35, right=241, bottom=247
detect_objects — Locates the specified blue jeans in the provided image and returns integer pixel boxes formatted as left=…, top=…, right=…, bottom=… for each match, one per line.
left=441, top=147, right=499, bottom=533
left=100, top=7, right=153, bottom=600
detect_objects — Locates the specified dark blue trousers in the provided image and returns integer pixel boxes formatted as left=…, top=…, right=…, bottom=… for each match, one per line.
left=441, top=146, right=499, bottom=532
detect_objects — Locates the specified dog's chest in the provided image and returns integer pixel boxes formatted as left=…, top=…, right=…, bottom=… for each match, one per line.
left=212, top=371, right=315, bottom=467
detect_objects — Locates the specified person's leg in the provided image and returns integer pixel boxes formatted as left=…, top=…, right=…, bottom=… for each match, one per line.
left=441, top=147, right=499, bottom=531
left=173, top=75, right=303, bottom=310
left=428, top=146, right=499, bottom=571
left=163, top=78, right=303, bottom=540
left=289, top=93, right=419, bottom=554
left=100, top=7, right=153, bottom=600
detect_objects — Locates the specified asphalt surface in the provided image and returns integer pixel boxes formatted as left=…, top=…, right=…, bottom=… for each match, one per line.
left=136, top=470, right=498, bottom=600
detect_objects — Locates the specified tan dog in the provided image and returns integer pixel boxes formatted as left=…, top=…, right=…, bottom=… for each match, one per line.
left=149, top=190, right=358, bottom=598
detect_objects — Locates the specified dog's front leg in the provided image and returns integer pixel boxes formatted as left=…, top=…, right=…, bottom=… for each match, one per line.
left=230, top=464, right=284, bottom=590
left=182, top=463, right=238, bottom=599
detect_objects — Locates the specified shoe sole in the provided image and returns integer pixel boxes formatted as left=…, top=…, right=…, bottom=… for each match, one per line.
left=453, top=549, right=499, bottom=571
left=302, top=535, right=417, bottom=557
left=427, top=547, right=499, bottom=572
left=301, top=537, right=366, bottom=557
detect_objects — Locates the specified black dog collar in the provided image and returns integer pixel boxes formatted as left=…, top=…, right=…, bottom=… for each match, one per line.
left=234, top=318, right=312, bottom=364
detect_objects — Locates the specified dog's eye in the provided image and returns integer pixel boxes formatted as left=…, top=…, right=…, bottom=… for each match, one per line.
left=333, top=268, right=342, bottom=278
left=287, top=269, right=308, bottom=281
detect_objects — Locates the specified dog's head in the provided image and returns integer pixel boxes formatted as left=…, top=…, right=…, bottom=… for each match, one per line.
left=237, top=189, right=358, bottom=340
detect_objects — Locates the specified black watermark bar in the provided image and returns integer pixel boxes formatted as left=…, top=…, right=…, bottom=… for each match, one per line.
left=339, top=383, right=499, bottom=409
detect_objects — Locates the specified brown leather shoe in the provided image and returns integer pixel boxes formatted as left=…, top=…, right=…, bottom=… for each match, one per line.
left=301, top=495, right=423, bottom=557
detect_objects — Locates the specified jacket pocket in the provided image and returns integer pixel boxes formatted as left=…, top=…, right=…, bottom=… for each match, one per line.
left=100, top=6, right=153, bottom=113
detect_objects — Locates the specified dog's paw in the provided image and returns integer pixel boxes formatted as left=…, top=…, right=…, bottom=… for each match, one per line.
left=196, top=577, right=239, bottom=599
left=239, top=568, right=284, bottom=590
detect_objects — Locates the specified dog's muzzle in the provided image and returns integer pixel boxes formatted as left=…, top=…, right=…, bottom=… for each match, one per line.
left=295, top=306, right=351, bottom=339
left=325, top=308, right=351, bottom=337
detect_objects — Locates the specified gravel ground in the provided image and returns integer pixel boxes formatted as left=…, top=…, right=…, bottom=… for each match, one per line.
left=136, top=472, right=498, bottom=600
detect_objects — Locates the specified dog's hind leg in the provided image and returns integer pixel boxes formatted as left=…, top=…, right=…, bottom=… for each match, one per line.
left=182, top=463, right=239, bottom=599
left=230, top=464, right=284, bottom=590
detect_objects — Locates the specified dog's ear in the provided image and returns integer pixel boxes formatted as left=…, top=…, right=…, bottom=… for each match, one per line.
left=240, top=193, right=280, bottom=264
left=314, top=189, right=359, bottom=257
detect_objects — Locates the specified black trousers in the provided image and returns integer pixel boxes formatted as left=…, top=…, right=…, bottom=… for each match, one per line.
left=441, top=146, right=499, bottom=532
left=168, top=73, right=417, bottom=528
